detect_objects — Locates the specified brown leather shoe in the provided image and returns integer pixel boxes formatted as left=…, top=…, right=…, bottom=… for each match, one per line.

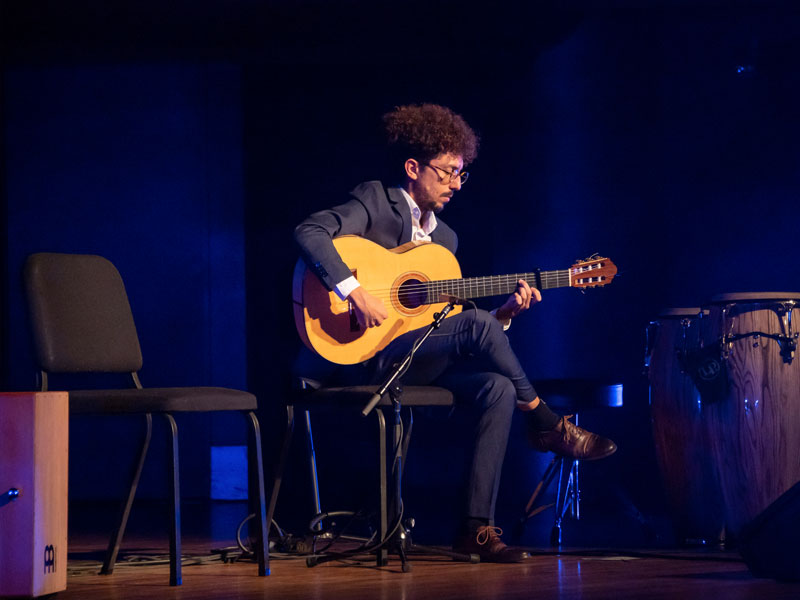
left=453, top=526, right=528, bottom=563
left=529, top=415, right=617, bottom=460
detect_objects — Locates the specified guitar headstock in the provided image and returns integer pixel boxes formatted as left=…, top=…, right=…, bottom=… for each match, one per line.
left=570, top=255, right=617, bottom=289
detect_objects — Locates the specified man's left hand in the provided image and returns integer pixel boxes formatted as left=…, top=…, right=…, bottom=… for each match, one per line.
left=494, top=279, right=541, bottom=322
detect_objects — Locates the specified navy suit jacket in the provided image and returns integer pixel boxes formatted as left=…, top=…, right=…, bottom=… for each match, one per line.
left=294, top=180, right=458, bottom=292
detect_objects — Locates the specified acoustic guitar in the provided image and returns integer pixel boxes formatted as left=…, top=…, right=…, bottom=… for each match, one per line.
left=293, top=236, right=617, bottom=365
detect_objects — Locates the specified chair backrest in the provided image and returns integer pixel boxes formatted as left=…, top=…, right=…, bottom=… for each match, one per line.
left=24, top=253, right=143, bottom=374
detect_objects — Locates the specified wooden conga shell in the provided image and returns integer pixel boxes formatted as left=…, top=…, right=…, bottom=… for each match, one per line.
left=647, top=308, right=725, bottom=544
left=702, top=293, right=800, bottom=538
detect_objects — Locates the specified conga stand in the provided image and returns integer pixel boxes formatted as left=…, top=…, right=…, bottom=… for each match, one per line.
left=361, top=300, right=478, bottom=571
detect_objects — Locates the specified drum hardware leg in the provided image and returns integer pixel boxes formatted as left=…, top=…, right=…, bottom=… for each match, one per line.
left=515, top=458, right=560, bottom=541
left=779, top=334, right=798, bottom=363
left=550, top=522, right=562, bottom=546
left=571, top=459, right=580, bottom=520
left=719, top=305, right=736, bottom=359
left=550, top=457, right=576, bottom=547
left=570, top=414, right=581, bottom=521
left=723, top=331, right=798, bottom=364
left=680, top=318, right=691, bottom=369
left=778, top=302, right=797, bottom=362
left=644, top=321, right=660, bottom=375
left=675, top=317, right=698, bottom=374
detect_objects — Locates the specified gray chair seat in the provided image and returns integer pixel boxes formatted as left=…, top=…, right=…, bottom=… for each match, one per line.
left=292, top=385, right=454, bottom=409
left=69, top=387, right=257, bottom=414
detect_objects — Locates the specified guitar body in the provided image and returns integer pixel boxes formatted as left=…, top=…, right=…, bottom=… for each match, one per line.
left=294, top=236, right=616, bottom=365
left=293, top=236, right=463, bottom=365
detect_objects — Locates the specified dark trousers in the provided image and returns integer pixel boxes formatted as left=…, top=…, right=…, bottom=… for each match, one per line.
left=367, top=309, right=537, bottom=522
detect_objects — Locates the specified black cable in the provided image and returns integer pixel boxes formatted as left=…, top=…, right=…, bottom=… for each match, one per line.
left=304, top=392, right=411, bottom=564
left=66, top=553, right=222, bottom=576
left=307, top=510, right=376, bottom=555
left=235, top=514, right=286, bottom=555
left=304, top=500, right=406, bottom=565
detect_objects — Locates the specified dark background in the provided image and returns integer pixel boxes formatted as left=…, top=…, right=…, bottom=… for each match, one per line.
left=2, top=0, right=798, bottom=545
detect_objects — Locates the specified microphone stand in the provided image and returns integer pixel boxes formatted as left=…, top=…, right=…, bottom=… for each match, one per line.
left=359, top=299, right=477, bottom=571
left=361, top=298, right=457, bottom=418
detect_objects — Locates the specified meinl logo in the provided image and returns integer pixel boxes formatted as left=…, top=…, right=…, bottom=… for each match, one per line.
left=698, top=358, right=721, bottom=381
left=44, top=545, right=56, bottom=573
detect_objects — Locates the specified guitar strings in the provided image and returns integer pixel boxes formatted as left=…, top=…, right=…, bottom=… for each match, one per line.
left=351, top=280, right=568, bottom=295
left=347, top=272, right=571, bottom=293
left=329, top=272, right=574, bottom=303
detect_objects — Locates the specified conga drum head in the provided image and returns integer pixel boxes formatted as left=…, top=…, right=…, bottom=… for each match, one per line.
left=656, top=308, right=705, bottom=318
left=709, top=292, right=800, bottom=304
left=702, top=293, right=800, bottom=538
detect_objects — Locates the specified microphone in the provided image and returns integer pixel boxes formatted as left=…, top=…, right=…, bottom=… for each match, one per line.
left=361, top=393, right=383, bottom=417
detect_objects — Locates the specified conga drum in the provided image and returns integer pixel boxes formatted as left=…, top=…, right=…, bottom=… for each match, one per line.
left=647, top=308, right=725, bottom=545
left=701, top=293, right=800, bottom=538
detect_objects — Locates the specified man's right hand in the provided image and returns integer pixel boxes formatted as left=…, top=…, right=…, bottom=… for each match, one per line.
left=347, top=286, right=388, bottom=329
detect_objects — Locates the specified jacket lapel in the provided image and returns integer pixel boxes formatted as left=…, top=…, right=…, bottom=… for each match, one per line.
left=386, top=186, right=412, bottom=244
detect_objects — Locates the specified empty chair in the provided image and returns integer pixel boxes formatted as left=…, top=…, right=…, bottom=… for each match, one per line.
left=23, top=252, right=268, bottom=586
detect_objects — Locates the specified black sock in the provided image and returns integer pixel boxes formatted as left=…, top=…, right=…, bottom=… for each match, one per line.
left=463, top=517, right=489, bottom=534
left=529, top=400, right=562, bottom=432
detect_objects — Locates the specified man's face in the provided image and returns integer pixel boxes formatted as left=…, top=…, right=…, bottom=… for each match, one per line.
left=408, top=152, right=465, bottom=214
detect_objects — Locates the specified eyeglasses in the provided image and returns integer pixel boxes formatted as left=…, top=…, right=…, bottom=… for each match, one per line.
left=426, top=163, right=469, bottom=185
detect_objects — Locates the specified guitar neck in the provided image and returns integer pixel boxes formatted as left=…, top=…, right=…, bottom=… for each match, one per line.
left=424, top=269, right=570, bottom=304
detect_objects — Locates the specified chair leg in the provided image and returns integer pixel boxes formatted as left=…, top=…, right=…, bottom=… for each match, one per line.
left=162, top=414, right=182, bottom=586
left=303, top=410, right=323, bottom=523
left=246, top=410, right=270, bottom=576
left=265, top=405, right=295, bottom=551
left=101, top=413, right=153, bottom=575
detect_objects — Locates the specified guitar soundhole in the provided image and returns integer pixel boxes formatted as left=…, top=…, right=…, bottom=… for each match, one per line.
left=396, top=278, right=427, bottom=310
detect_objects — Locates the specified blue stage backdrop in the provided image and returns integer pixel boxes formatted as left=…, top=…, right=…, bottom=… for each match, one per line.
left=240, top=12, right=800, bottom=542
left=3, top=62, right=248, bottom=499
left=2, top=2, right=799, bottom=545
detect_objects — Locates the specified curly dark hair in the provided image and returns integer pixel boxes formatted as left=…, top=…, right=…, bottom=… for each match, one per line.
left=383, top=103, right=479, bottom=169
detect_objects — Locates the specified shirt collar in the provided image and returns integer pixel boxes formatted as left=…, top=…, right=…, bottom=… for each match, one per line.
left=398, top=187, right=438, bottom=235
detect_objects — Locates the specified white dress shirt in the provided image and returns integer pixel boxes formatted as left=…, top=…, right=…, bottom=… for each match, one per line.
left=334, top=187, right=435, bottom=299
left=332, top=187, right=512, bottom=329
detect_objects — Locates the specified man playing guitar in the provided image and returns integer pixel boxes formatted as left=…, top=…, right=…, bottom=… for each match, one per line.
left=294, top=103, right=616, bottom=562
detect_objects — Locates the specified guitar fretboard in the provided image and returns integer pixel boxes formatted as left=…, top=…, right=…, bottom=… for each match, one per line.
left=422, top=270, right=570, bottom=304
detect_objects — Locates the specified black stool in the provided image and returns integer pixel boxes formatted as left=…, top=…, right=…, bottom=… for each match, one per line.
left=518, top=379, right=622, bottom=546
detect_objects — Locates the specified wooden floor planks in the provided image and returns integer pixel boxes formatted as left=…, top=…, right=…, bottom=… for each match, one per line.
left=59, top=543, right=800, bottom=600
left=56, top=500, right=800, bottom=599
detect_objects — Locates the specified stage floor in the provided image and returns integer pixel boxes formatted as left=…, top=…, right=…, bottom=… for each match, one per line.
left=64, top=545, right=800, bottom=600
left=59, top=500, right=800, bottom=600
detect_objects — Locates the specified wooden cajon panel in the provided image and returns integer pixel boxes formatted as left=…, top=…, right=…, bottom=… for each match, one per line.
left=0, top=392, right=68, bottom=598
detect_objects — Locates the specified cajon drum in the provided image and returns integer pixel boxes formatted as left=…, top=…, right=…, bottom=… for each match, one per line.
left=0, top=392, right=68, bottom=598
